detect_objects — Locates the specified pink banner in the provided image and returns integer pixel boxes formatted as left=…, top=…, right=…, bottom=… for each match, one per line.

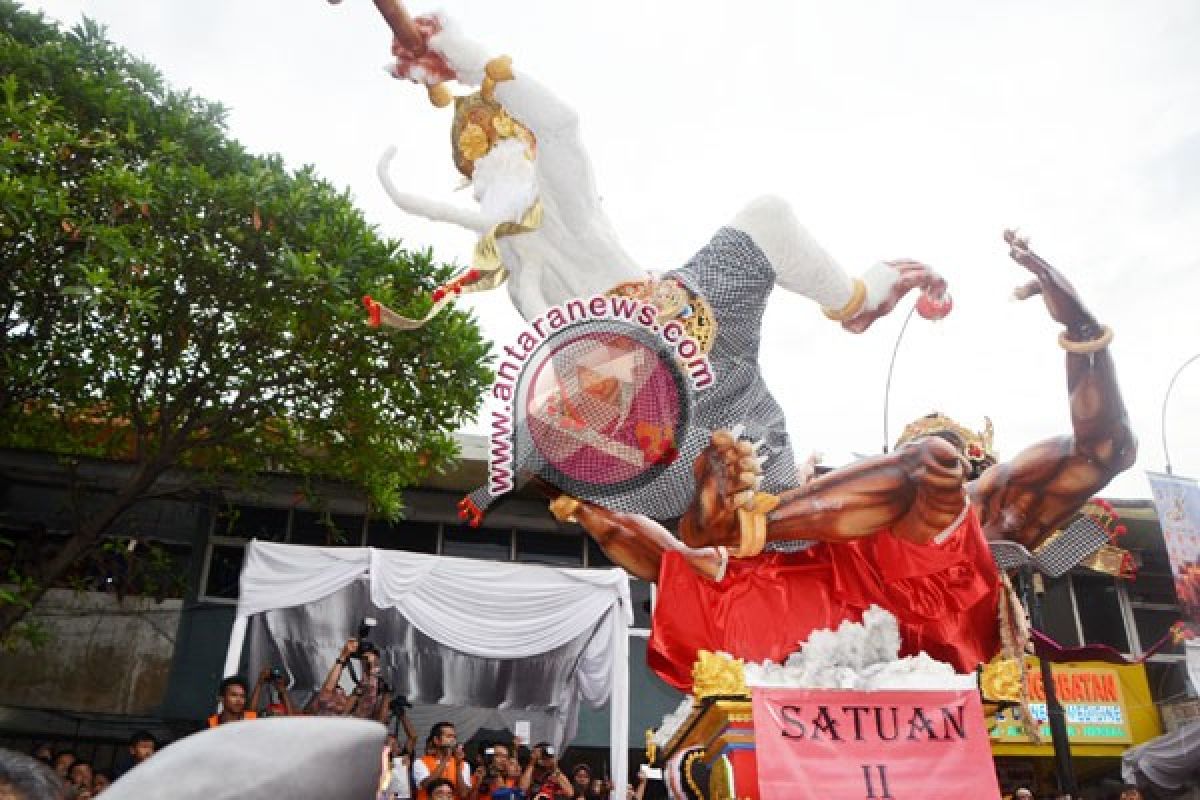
left=752, top=688, right=1001, bottom=800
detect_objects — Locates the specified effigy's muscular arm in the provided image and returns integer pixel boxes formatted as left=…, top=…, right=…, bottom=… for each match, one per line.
left=968, top=232, right=1136, bottom=549
left=533, top=481, right=719, bottom=583
left=764, top=435, right=968, bottom=545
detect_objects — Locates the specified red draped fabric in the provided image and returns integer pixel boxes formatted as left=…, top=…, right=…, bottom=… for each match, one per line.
left=648, top=507, right=1001, bottom=691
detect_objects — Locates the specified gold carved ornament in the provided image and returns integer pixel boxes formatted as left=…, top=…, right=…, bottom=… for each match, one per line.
left=691, top=650, right=749, bottom=700
left=644, top=729, right=657, bottom=766
left=980, top=657, right=1023, bottom=703
left=605, top=278, right=718, bottom=356
left=895, top=412, right=995, bottom=459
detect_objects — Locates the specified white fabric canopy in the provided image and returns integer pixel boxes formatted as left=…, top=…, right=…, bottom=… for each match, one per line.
left=223, top=540, right=633, bottom=799
left=1122, top=719, right=1200, bottom=792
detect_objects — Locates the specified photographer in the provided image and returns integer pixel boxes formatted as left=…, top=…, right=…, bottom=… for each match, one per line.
left=381, top=693, right=418, bottom=747
left=348, top=647, right=385, bottom=720
left=413, top=723, right=471, bottom=800
left=378, top=691, right=418, bottom=799
left=254, top=667, right=295, bottom=717
left=311, top=637, right=365, bottom=716
left=469, top=742, right=519, bottom=800
left=518, top=743, right=572, bottom=799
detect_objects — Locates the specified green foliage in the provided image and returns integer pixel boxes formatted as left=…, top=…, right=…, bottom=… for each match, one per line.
left=0, top=2, right=493, bottom=634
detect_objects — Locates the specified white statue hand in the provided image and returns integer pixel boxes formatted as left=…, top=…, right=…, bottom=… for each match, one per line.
left=425, top=13, right=491, bottom=87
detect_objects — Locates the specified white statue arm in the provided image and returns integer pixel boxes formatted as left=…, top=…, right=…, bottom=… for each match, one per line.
left=376, top=146, right=490, bottom=234
left=429, top=16, right=580, bottom=135
left=729, top=195, right=865, bottom=308
left=729, top=195, right=948, bottom=329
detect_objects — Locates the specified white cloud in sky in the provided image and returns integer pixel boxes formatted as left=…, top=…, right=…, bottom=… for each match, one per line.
left=22, top=0, right=1200, bottom=497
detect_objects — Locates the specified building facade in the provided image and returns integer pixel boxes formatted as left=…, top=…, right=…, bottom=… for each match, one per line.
left=0, top=438, right=1194, bottom=784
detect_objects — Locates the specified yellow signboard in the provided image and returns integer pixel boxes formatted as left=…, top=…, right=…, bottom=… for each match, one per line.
left=988, top=660, right=1161, bottom=758
left=990, top=663, right=1130, bottom=744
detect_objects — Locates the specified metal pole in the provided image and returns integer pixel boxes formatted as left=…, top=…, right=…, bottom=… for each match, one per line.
left=881, top=303, right=918, bottom=454
left=1161, top=352, right=1200, bottom=475
left=1020, top=566, right=1077, bottom=796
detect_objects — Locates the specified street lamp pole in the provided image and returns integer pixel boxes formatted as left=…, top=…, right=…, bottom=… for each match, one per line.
left=1162, top=352, right=1200, bottom=475
left=1020, top=566, right=1077, bottom=796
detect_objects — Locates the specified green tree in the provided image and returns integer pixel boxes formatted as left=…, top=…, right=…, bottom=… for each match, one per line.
left=0, top=2, right=492, bottom=639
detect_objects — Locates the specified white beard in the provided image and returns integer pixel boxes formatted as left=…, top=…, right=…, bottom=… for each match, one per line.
left=470, top=138, right=539, bottom=227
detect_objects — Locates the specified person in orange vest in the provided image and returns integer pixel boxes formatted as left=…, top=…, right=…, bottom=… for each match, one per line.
left=206, top=676, right=261, bottom=727
left=412, top=722, right=470, bottom=800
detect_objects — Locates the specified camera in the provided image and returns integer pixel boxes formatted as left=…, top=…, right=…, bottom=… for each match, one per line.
left=542, top=745, right=555, bottom=758
left=388, top=694, right=411, bottom=716
left=354, top=617, right=378, bottom=659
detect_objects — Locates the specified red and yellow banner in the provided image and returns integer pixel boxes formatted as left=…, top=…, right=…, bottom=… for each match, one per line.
left=752, top=688, right=1000, bottom=800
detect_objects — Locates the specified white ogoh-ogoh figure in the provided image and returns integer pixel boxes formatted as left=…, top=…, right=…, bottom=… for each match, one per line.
left=367, top=11, right=952, bottom=528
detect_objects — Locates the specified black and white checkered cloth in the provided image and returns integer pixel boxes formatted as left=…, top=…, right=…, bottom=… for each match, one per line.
left=468, top=227, right=801, bottom=521
left=987, top=514, right=1112, bottom=577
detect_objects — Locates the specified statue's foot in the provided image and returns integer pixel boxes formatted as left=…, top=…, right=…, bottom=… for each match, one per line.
left=680, top=428, right=771, bottom=551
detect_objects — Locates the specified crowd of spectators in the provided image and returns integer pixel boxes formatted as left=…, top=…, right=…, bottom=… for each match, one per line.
left=388, top=719, right=648, bottom=800
left=10, top=730, right=156, bottom=798
left=0, top=637, right=652, bottom=799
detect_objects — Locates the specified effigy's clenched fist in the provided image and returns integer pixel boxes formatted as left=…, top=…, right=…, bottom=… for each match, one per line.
left=679, top=427, right=778, bottom=555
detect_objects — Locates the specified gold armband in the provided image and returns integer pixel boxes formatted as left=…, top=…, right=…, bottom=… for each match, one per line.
left=1058, top=325, right=1113, bottom=354
left=822, top=279, right=867, bottom=322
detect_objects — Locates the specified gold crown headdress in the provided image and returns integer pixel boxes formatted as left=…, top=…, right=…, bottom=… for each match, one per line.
left=896, top=412, right=996, bottom=464
left=450, top=90, right=536, bottom=178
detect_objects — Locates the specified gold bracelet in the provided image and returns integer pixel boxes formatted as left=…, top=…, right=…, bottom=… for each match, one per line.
left=822, top=279, right=867, bottom=321
left=481, top=55, right=514, bottom=102
left=1058, top=325, right=1113, bottom=354
left=549, top=495, right=581, bottom=523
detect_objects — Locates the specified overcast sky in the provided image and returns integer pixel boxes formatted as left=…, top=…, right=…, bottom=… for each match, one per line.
left=24, top=0, right=1200, bottom=499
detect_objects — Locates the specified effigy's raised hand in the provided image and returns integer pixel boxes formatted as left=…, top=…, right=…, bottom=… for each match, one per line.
left=1004, top=229, right=1100, bottom=337
left=386, top=12, right=456, bottom=86
left=841, top=259, right=952, bottom=334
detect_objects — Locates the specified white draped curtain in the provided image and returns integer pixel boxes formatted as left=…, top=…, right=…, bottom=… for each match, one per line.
left=223, top=541, right=632, bottom=798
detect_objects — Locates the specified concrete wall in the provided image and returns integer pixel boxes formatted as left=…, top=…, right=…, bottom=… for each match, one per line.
left=0, top=589, right=182, bottom=715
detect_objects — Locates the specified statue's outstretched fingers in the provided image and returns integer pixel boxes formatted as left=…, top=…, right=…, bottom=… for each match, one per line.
left=711, top=429, right=735, bottom=449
